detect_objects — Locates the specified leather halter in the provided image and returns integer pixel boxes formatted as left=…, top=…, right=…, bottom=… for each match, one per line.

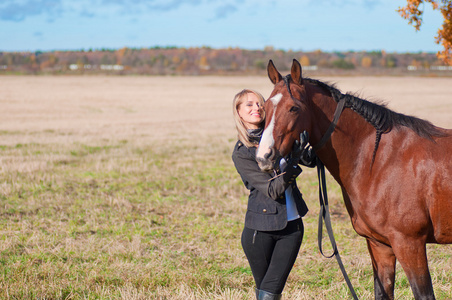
left=283, top=75, right=346, bottom=152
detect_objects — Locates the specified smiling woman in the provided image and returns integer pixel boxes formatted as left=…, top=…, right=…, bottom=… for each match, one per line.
left=232, top=89, right=266, bottom=148
left=231, top=88, right=315, bottom=300
left=236, top=91, right=264, bottom=129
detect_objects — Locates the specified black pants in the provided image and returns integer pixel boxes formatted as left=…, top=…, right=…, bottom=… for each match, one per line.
left=241, top=219, right=304, bottom=294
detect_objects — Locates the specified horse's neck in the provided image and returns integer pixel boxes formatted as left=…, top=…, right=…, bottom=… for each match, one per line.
left=313, top=95, right=375, bottom=184
left=309, top=92, right=339, bottom=144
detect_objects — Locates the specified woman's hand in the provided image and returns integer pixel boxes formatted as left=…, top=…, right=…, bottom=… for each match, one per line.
left=287, top=131, right=309, bottom=165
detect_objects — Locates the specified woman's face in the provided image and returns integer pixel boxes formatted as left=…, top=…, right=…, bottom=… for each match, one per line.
left=238, top=93, right=264, bottom=129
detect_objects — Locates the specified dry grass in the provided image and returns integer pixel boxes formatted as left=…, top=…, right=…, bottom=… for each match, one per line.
left=0, top=75, right=451, bottom=299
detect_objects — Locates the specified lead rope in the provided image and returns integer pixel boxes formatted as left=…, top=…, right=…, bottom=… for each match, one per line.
left=316, top=157, right=359, bottom=300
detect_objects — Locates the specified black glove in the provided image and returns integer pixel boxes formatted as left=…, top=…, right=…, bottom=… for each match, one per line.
left=280, top=131, right=307, bottom=185
left=299, top=131, right=317, bottom=168
left=286, top=131, right=309, bottom=166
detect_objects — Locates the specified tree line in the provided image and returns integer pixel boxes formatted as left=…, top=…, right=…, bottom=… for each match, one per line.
left=0, top=46, right=449, bottom=76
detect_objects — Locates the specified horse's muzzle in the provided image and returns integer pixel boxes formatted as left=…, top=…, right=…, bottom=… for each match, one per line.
left=256, top=149, right=275, bottom=172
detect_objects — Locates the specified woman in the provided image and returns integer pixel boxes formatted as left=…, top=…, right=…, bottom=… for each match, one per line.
left=231, top=89, right=314, bottom=300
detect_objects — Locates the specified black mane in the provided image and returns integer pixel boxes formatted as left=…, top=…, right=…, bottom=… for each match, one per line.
left=305, top=78, right=446, bottom=162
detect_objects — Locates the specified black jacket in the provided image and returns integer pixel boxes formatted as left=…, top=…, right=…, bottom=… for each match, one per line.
left=232, top=141, right=308, bottom=231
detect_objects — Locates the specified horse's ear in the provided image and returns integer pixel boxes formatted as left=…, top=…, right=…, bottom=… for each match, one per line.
left=291, top=59, right=303, bottom=86
left=267, top=60, right=282, bottom=84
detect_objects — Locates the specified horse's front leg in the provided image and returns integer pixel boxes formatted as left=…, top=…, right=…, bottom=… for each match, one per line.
left=391, top=237, right=435, bottom=300
left=366, top=238, right=396, bottom=300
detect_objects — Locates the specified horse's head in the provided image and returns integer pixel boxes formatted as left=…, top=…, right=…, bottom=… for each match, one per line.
left=256, top=59, right=313, bottom=172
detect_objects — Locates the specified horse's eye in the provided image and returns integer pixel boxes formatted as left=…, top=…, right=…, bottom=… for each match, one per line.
left=289, top=106, right=299, bottom=113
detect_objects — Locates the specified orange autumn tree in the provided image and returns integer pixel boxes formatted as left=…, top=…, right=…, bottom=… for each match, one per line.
left=398, top=0, right=452, bottom=64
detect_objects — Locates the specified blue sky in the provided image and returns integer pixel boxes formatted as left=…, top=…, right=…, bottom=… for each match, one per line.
left=0, top=0, right=444, bottom=53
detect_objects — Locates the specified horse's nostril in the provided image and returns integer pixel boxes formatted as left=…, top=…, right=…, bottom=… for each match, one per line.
left=257, top=157, right=274, bottom=173
left=264, top=148, right=274, bottom=160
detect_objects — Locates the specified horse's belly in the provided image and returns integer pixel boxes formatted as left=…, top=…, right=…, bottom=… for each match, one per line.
left=430, top=197, right=452, bottom=244
left=428, top=166, right=452, bottom=244
left=349, top=213, right=391, bottom=244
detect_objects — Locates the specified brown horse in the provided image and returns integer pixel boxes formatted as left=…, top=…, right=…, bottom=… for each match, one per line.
left=256, top=59, right=452, bottom=300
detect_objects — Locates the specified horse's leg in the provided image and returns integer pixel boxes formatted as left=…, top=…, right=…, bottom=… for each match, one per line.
left=391, top=237, right=435, bottom=300
left=366, top=238, right=396, bottom=300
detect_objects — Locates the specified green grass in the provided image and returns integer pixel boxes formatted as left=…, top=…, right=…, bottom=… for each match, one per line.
left=0, top=138, right=451, bottom=299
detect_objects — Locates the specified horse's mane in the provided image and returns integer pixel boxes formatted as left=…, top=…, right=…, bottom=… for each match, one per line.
left=305, top=78, right=447, bottom=163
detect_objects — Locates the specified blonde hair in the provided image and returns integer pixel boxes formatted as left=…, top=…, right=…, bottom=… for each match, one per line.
left=232, top=89, right=266, bottom=148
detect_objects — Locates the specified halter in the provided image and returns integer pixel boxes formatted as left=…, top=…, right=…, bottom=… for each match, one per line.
left=283, top=75, right=346, bottom=152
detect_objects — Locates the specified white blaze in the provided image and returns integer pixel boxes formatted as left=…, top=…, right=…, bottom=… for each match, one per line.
left=256, top=93, right=282, bottom=160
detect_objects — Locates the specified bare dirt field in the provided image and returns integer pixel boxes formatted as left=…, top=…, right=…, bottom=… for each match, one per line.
left=0, top=75, right=451, bottom=299
left=1, top=75, right=451, bottom=146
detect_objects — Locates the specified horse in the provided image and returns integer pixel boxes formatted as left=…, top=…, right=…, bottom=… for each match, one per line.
left=256, top=59, right=452, bottom=300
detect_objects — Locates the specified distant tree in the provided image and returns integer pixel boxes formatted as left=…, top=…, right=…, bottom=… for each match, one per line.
left=48, top=54, right=58, bottom=66
left=198, top=56, right=209, bottom=70
left=398, top=1, right=452, bottom=64
left=176, top=58, right=189, bottom=73
left=299, top=55, right=311, bottom=66
left=40, top=54, right=58, bottom=70
left=100, top=54, right=113, bottom=65
left=410, top=58, right=422, bottom=68
left=254, top=59, right=266, bottom=70
left=317, top=58, right=331, bottom=68
left=361, top=56, right=373, bottom=68
left=172, top=56, right=181, bottom=64
left=332, top=59, right=355, bottom=69
left=76, top=58, right=85, bottom=70
left=116, top=47, right=128, bottom=65
left=386, top=56, right=398, bottom=68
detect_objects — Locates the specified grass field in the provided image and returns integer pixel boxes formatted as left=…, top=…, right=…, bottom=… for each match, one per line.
left=0, top=75, right=451, bottom=299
